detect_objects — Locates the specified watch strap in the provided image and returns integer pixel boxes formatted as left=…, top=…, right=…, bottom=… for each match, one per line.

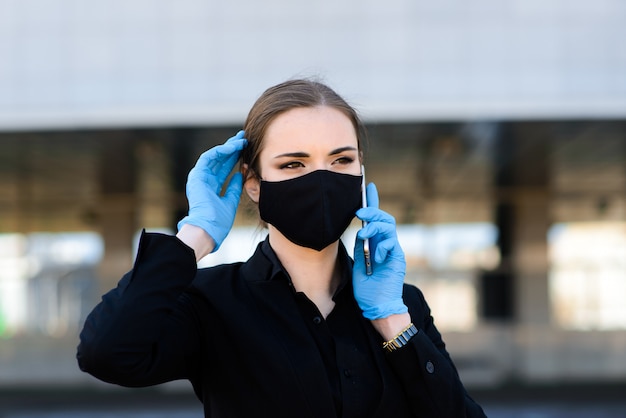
left=382, top=323, right=418, bottom=353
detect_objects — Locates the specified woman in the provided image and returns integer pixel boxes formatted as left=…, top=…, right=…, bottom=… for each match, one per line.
left=77, top=79, right=487, bottom=418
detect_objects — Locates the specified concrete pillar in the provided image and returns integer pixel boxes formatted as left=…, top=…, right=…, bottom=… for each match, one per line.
left=96, top=134, right=137, bottom=294
left=486, top=124, right=551, bottom=325
left=507, top=125, right=551, bottom=326
left=494, top=124, right=555, bottom=381
left=512, top=189, right=550, bottom=325
left=136, top=138, right=175, bottom=231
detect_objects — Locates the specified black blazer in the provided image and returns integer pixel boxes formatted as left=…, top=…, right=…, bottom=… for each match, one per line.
left=77, top=231, right=486, bottom=418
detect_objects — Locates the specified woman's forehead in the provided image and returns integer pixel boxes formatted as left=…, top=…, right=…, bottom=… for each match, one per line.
left=262, top=106, right=358, bottom=153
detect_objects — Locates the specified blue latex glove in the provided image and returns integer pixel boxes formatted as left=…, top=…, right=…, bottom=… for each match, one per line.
left=177, top=131, right=247, bottom=252
left=353, top=182, right=408, bottom=320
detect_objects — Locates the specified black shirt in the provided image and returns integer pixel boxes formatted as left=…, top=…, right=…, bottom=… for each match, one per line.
left=77, top=231, right=487, bottom=418
left=261, top=240, right=382, bottom=417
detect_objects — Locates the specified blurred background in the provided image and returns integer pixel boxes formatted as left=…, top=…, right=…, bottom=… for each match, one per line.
left=1, top=0, right=625, bottom=416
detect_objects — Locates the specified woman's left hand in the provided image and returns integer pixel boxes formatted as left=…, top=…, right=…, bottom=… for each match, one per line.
left=177, top=131, right=247, bottom=253
left=353, top=183, right=408, bottom=320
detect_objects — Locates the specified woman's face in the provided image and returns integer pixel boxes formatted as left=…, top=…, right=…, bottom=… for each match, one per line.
left=256, top=105, right=361, bottom=182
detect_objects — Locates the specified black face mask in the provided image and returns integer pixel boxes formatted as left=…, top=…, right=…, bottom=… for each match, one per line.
left=259, top=170, right=362, bottom=251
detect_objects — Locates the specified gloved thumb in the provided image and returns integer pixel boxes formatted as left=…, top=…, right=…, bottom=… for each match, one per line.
left=223, top=172, right=244, bottom=207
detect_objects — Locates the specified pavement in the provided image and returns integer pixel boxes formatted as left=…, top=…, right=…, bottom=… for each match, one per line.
left=1, top=382, right=626, bottom=417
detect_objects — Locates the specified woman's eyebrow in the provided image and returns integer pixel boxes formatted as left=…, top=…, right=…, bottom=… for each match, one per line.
left=273, top=151, right=309, bottom=159
left=273, top=146, right=357, bottom=159
left=329, top=146, right=358, bottom=155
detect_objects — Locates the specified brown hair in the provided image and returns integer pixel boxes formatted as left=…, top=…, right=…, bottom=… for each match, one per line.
left=240, top=79, right=366, bottom=180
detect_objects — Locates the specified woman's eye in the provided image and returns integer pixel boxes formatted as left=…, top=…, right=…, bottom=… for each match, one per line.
left=334, top=156, right=354, bottom=165
left=280, top=161, right=304, bottom=169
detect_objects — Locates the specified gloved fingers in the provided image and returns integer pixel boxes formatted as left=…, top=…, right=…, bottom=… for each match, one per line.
left=225, top=130, right=246, bottom=143
left=188, top=151, right=215, bottom=189
left=191, top=138, right=246, bottom=192
left=356, top=216, right=396, bottom=241
left=212, top=151, right=242, bottom=188
left=211, top=138, right=247, bottom=162
left=205, top=138, right=247, bottom=173
left=373, top=237, right=400, bottom=263
left=374, top=238, right=391, bottom=263
left=200, top=131, right=246, bottom=171
left=222, top=172, right=244, bottom=207
left=216, top=131, right=247, bottom=158
left=356, top=207, right=395, bottom=225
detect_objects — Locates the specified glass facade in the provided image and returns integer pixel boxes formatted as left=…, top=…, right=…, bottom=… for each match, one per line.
left=0, top=121, right=625, bottom=386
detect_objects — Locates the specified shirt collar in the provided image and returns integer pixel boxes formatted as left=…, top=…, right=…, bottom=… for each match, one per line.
left=259, top=237, right=353, bottom=299
left=259, top=237, right=289, bottom=282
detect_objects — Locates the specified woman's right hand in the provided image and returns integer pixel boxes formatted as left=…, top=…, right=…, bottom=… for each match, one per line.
left=177, top=131, right=247, bottom=256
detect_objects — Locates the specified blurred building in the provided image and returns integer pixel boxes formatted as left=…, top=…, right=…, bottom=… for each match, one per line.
left=0, top=0, right=625, bottom=390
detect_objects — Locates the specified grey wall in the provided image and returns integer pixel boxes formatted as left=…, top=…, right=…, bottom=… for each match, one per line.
left=1, top=0, right=625, bottom=130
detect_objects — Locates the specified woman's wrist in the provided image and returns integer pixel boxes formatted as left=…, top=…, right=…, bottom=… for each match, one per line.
left=176, top=223, right=216, bottom=261
left=371, top=312, right=412, bottom=341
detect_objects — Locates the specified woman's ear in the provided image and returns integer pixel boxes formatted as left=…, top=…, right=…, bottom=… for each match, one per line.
left=244, top=177, right=260, bottom=203
left=242, top=164, right=260, bottom=203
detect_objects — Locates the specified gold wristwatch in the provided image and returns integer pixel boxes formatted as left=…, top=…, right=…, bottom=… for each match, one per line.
left=382, top=323, right=418, bottom=353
